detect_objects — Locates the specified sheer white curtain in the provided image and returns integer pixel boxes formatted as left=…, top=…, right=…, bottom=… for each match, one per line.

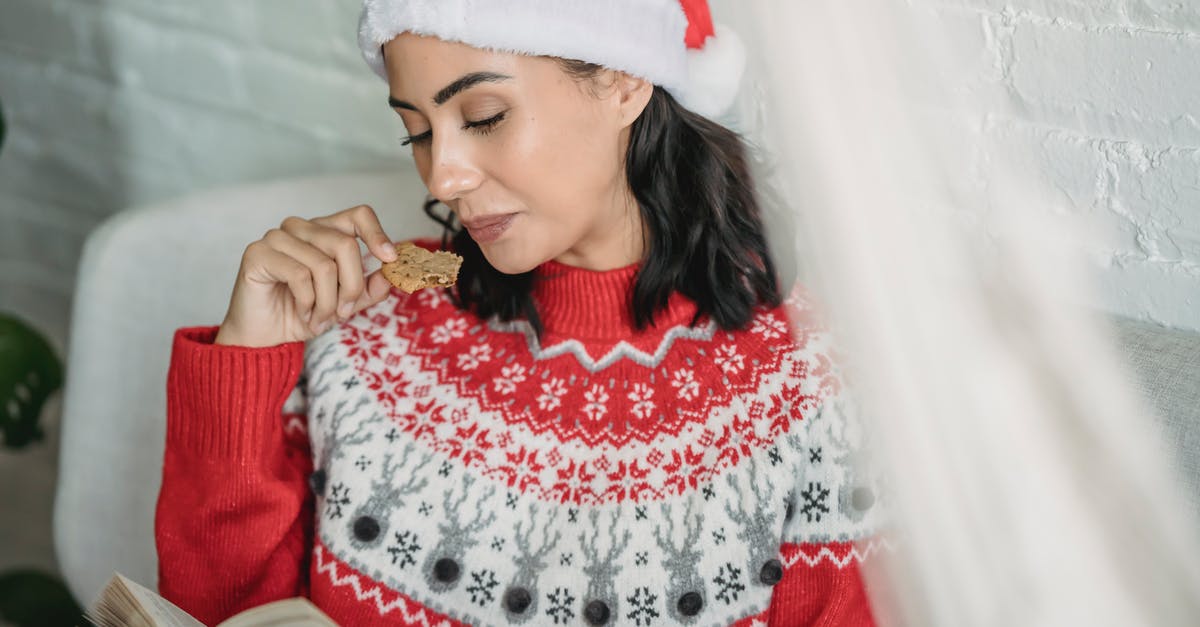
left=741, top=1, right=1200, bottom=625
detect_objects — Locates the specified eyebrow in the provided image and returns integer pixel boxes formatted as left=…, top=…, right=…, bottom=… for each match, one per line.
left=388, top=71, right=514, bottom=111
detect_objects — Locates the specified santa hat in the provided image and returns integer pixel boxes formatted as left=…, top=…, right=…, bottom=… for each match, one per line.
left=357, top=0, right=745, bottom=120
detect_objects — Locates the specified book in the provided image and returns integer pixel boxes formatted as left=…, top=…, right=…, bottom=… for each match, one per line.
left=88, top=572, right=338, bottom=627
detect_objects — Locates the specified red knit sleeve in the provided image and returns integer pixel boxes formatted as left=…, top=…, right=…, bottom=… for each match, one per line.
left=767, top=541, right=878, bottom=626
left=154, top=326, right=314, bottom=626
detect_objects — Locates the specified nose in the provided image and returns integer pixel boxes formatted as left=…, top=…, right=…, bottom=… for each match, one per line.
left=425, top=131, right=484, bottom=203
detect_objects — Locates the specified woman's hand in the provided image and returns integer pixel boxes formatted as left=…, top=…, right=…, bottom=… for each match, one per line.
left=214, top=205, right=400, bottom=347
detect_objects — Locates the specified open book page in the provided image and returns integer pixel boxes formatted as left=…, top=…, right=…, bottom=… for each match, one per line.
left=88, top=573, right=204, bottom=627
left=216, top=598, right=338, bottom=627
left=89, top=571, right=338, bottom=627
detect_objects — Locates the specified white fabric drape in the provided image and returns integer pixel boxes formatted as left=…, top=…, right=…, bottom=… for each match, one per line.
left=740, top=1, right=1200, bottom=625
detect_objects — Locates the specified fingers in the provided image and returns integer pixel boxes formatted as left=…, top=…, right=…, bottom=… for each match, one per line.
left=263, top=228, right=343, bottom=333
left=245, top=241, right=318, bottom=326
left=267, top=205, right=396, bottom=333
left=279, top=217, right=368, bottom=323
left=351, top=269, right=395, bottom=314
left=315, top=205, right=398, bottom=264
left=229, top=206, right=397, bottom=347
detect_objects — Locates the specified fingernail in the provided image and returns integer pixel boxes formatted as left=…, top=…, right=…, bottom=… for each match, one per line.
left=338, top=303, right=353, bottom=319
left=302, top=310, right=312, bottom=323
left=381, top=242, right=396, bottom=261
left=316, top=320, right=334, bottom=334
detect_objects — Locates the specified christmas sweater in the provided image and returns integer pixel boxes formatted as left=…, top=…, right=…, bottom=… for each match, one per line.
left=155, top=240, right=889, bottom=627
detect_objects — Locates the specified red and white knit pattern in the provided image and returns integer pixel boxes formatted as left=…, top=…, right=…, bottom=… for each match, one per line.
left=298, top=248, right=883, bottom=619
left=156, top=241, right=886, bottom=626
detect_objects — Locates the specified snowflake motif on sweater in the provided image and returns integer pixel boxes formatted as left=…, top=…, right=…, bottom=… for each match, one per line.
left=283, top=256, right=888, bottom=625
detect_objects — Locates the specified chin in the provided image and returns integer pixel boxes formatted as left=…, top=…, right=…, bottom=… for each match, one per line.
left=477, top=239, right=547, bottom=275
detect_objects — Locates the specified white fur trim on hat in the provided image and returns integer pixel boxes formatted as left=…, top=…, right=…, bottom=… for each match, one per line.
left=358, top=0, right=689, bottom=90
left=665, top=23, right=746, bottom=120
left=357, top=0, right=744, bottom=118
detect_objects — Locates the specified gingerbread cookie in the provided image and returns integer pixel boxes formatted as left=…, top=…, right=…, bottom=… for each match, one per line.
left=380, top=242, right=463, bottom=293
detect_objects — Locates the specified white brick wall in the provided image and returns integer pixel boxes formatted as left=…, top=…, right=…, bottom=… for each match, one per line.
left=0, top=0, right=1197, bottom=583
left=717, top=0, right=1200, bottom=331
left=935, top=1, right=1200, bottom=328
left=0, top=0, right=403, bottom=352
left=945, top=1, right=1200, bottom=326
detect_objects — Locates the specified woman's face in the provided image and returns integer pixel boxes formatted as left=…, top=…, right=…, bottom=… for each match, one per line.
left=382, top=33, right=652, bottom=273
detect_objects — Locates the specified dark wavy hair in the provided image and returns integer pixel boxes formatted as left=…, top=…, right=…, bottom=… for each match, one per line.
left=424, top=59, right=781, bottom=337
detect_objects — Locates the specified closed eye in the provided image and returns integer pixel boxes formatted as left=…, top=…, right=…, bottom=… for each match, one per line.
left=464, top=111, right=506, bottom=133
left=400, top=111, right=508, bottom=147
left=399, top=130, right=431, bottom=147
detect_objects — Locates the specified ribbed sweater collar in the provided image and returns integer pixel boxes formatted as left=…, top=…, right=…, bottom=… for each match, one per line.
left=530, top=259, right=699, bottom=341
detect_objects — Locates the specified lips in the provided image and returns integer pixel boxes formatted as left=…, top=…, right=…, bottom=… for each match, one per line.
left=460, top=214, right=516, bottom=230
left=461, top=213, right=517, bottom=244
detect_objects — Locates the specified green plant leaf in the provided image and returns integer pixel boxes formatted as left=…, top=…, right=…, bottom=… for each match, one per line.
left=0, top=313, right=63, bottom=450
left=0, top=569, right=88, bottom=627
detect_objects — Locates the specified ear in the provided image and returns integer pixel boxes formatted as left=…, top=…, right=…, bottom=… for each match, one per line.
left=612, top=71, right=654, bottom=128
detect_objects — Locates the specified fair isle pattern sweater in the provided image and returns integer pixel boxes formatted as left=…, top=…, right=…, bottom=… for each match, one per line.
left=155, top=244, right=887, bottom=627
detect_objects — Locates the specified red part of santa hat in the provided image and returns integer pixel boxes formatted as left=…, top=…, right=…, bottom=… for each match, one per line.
left=358, top=0, right=745, bottom=119
left=680, top=0, right=716, bottom=48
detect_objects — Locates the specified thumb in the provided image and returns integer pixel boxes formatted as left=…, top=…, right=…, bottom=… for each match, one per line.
left=353, top=271, right=394, bottom=314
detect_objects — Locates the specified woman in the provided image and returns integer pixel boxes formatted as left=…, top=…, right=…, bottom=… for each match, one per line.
left=155, top=1, right=885, bottom=624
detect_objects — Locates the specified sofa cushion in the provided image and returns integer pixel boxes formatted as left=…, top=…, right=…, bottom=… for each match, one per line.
left=1109, top=315, right=1200, bottom=514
